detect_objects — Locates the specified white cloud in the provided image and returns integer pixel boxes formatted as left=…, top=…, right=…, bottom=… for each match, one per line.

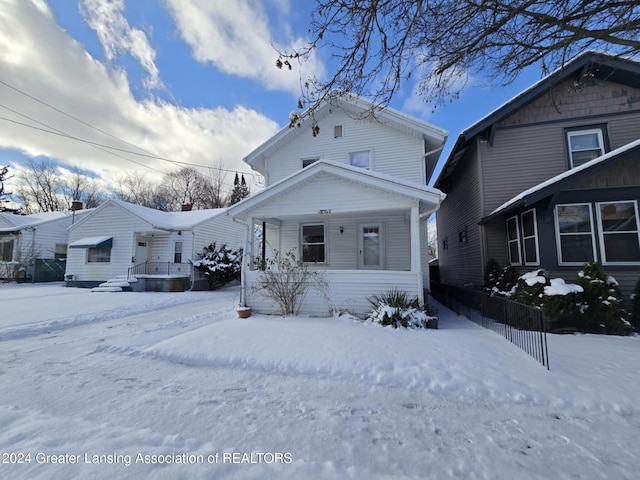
left=0, top=0, right=279, bottom=190
left=163, top=0, right=325, bottom=95
left=79, top=0, right=163, bottom=90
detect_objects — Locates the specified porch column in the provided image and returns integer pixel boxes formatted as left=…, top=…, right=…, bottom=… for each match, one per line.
left=239, top=215, right=254, bottom=307
left=410, top=205, right=424, bottom=305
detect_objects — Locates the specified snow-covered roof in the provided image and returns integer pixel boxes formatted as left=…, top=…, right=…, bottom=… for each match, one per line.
left=0, top=209, right=92, bottom=232
left=244, top=92, right=448, bottom=176
left=71, top=199, right=228, bottom=232
left=484, top=138, right=640, bottom=220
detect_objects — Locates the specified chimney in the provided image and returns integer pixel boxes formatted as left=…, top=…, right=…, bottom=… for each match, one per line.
left=71, top=201, right=83, bottom=211
left=181, top=204, right=193, bottom=211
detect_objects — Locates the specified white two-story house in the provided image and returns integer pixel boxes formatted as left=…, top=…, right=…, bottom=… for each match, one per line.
left=228, top=94, right=448, bottom=316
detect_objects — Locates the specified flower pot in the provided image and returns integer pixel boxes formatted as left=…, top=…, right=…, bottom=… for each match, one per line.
left=236, top=307, right=251, bottom=319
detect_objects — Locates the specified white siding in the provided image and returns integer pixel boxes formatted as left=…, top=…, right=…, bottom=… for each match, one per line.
left=248, top=172, right=419, bottom=219
left=192, top=214, right=245, bottom=261
left=66, top=203, right=154, bottom=282
left=245, top=269, right=419, bottom=317
left=260, top=213, right=411, bottom=271
left=266, top=109, right=426, bottom=185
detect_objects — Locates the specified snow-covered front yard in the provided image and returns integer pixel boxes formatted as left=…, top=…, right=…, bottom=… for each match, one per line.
left=0, top=283, right=639, bottom=479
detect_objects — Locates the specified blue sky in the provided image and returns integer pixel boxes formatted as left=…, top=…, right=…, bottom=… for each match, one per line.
left=0, top=0, right=544, bottom=195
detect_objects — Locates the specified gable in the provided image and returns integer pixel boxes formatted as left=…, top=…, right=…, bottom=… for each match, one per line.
left=242, top=171, right=422, bottom=219
left=264, top=109, right=429, bottom=185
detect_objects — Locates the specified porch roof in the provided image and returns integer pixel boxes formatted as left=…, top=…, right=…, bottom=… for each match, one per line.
left=227, top=160, right=446, bottom=220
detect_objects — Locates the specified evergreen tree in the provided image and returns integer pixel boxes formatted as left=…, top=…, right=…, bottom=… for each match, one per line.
left=229, top=173, right=250, bottom=205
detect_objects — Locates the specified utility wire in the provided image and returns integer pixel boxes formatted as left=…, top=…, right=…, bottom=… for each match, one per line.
left=0, top=78, right=262, bottom=182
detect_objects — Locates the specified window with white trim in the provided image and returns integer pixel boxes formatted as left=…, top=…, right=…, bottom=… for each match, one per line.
left=334, top=125, right=343, bottom=138
left=349, top=151, right=370, bottom=169
left=596, top=201, right=640, bottom=264
left=554, top=204, right=596, bottom=265
left=506, top=216, right=521, bottom=265
left=521, top=209, right=540, bottom=265
left=301, top=223, right=326, bottom=263
left=174, top=241, right=183, bottom=263
left=566, top=127, right=605, bottom=168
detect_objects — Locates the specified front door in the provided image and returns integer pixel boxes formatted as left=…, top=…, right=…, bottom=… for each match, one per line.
left=358, top=223, right=384, bottom=269
left=134, top=237, right=150, bottom=266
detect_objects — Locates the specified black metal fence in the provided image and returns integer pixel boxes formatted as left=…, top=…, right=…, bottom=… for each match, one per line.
left=430, top=282, right=550, bottom=370
left=128, top=261, right=192, bottom=278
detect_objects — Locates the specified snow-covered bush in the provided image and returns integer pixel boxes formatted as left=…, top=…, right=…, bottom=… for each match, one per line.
left=542, top=278, right=584, bottom=332
left=510, top=269, right=549, bottom=307
left=366, top=288, right=437, bottom=329
left=192, top=243, right=242, bottom=290
left=574, top=261, right=632, bottom=335
left=506, top=263, right=632, bottom=335
left=484, top=259, right=519, bottom=296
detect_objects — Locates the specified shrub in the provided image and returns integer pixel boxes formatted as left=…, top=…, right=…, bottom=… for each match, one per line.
left=192, top=243, right=242, bottom=290
left=542, top=278, right=584, bottom=332
left=366, top=288, right=437, bottom=329
left=510, top=269, right=549, bottom=307
left=256, top=249, right=328, bottom=316
left=484, top=259, right=519, bottom=296
left=574, top=261, right=632, bottom=335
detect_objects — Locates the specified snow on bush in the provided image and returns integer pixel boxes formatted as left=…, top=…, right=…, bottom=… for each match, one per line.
left=192, top=242, right=242, bottom=290
left=366, top=288, right=437, bottom=329
left=486, top=262, right=632, bottom=335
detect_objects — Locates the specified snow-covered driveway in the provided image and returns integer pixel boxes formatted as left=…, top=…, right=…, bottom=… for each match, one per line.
left=0, top=283, right=639, bottom=479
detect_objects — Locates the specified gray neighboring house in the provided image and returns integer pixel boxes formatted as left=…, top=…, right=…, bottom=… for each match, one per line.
left=0, top=209, right=91, bottom=282
left=434, top=51, right=640, bottom=301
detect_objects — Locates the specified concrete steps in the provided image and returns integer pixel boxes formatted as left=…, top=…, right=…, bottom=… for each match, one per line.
left=91, top=275, right=137, bottom=293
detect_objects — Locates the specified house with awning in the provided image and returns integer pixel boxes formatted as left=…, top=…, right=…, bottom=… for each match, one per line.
left=65, top=199, right=244, bottom=291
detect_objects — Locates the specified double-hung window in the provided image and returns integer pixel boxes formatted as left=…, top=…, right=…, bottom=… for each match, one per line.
left=566, top=127, right=606, bottom=168
left=506, top=216, right=521, bottom=265
left=174, top=241, right=183, bottom=263
left=596, top=201, right=640, bottom=264
left=521, top=209, right=540, bottom=265
left=554, top=204, right=596, bottom=265
left=301, top=223, right=326, bottom=263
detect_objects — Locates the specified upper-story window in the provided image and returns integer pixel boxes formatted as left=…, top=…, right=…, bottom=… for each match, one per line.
left=565, top=126, right=607, bottom=168
left=334, top=125, right=343, bottom=138
left=349, top=151, right=370, bottom=169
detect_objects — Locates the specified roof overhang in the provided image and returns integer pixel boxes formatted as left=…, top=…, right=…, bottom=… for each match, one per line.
left=69, top=236, right=113, bottom=249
